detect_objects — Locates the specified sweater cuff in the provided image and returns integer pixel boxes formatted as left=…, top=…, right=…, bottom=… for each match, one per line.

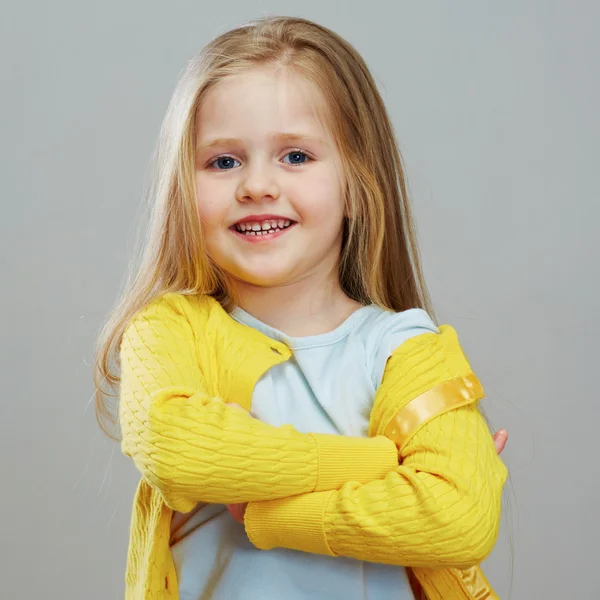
left=245, top=490, right=336, bottom=555
left=310, top=433, right=397, bottom=491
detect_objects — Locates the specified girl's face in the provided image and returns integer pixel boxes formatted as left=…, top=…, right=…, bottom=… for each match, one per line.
left=194, top=66, right=346, bottom=290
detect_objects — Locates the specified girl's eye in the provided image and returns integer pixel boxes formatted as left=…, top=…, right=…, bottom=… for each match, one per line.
left=208, top=151, right=310, bottom=169
left=282, top=151, right=310, bottom=165
left=210, top=156, right=240, bottom=170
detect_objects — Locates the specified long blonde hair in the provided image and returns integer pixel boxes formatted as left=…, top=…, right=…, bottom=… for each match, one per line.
left=93, top=15, right=434, bottom=439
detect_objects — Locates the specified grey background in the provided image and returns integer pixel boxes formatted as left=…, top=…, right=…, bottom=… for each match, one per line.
left=2, top=1, right=598, bottom=598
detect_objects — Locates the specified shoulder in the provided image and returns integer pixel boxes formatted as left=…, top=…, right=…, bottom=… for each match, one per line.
left=121, top=293, right=231, bottom=371
left=361, top=306, right=439, bottom=388
left=369, top=323, right=479, bottom=437
left=124, top=293, right=225, bottom=345
left=130, top=292, right=221, bottom=323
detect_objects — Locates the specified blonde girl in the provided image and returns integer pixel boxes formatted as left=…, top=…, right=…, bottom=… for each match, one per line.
left=95, top=16, right=508, bottom=600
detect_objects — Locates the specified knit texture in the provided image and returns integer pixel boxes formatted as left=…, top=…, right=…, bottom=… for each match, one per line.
left=120, top=293, right=399, bottom=512
left=244, top=326, right=507, bottom=569
left=120, top=293, right=399, bottom=599
left=119, top=293, right=506, bottom=600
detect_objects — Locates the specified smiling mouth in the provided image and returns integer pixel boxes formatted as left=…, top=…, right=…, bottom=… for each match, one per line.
left=233, top=219, right=294, bottom=236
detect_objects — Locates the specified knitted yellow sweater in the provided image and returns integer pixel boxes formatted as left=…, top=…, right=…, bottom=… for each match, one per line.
left=119, top=293, right=507, bottom=600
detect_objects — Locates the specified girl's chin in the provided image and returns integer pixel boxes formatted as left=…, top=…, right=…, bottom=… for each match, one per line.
left=230, top=269, right=297, bottom=289
left=234, top=275, right=291, bottom=289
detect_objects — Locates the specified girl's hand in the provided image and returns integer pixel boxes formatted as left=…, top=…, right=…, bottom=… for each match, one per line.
left=226, top=502, right=247, bottom=524
left=493, top=429, right=508, bottom=455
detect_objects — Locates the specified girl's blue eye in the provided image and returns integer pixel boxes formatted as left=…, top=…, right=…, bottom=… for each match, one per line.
left=283, top=151, right=309, bottom=165
left=209, top=152, right=309, bottom=169
left=211, top=156, right=240, bottom=170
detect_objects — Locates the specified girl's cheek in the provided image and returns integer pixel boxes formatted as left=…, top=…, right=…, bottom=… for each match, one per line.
left=195, top=181, right=224, bottom=220
left=302, top=187, right=345, bottom=221
left=197, top=203, right=223, bottom=230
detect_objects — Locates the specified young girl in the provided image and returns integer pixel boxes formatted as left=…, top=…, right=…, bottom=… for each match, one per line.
left=94, top=16, right=508, bottom=600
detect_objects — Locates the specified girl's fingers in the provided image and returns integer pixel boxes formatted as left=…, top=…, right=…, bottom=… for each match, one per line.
left=493, top=429, right=508, bottom=455
left=226, top=503, right=247, bottom=524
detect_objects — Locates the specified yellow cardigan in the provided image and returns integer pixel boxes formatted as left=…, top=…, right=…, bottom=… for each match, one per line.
left=119, top=293, right=507, bottom=600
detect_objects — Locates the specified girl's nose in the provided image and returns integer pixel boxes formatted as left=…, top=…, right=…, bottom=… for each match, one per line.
left=235, top=163, right=280, bottom=204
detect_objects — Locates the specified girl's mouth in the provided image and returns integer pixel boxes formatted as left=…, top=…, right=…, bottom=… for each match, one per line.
left=230, top=218, right=296, bottom=241
left=233, top=219, right=293, bottom=235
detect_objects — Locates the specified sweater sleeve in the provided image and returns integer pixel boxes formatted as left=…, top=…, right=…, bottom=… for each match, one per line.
left=119, top=294, right=398, bottom=513
left=244, top=326, right=508, bottom=569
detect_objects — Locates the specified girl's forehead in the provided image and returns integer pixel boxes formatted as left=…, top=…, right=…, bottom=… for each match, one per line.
left=196, top=66, right=335, bottom=144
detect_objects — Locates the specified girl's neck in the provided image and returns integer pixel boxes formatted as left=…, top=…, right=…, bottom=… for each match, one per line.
left=233, top=271, right=363, bottom=338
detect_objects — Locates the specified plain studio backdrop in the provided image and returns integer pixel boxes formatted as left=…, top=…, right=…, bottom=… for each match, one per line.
left=1, top=1, right=598, bottom=598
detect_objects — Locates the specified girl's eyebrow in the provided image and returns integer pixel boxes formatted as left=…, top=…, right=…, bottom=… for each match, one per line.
left=196, top=132, right=325, bottom=151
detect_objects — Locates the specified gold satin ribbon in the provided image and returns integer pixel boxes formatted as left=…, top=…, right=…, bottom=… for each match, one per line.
left=455, top=566, right=496, bottom=599
left=384, top=373, right=483, bottom=448
left=409, top=565, right=496, bottom=600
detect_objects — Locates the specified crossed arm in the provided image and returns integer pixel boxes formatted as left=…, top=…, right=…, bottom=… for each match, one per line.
left=234, top=328, right=508, bottom=568
left=120, top=295, right=507, bottom=568
left=119, top=295, right=399, bottom=513
left=226, top=427, right=507, bottom=523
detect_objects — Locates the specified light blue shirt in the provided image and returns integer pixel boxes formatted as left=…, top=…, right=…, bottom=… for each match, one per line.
left=170, top=304, right=438, bottom=600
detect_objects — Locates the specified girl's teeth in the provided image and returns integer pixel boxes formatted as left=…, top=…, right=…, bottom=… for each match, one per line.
left=235, top=220, right=292, bottom=235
